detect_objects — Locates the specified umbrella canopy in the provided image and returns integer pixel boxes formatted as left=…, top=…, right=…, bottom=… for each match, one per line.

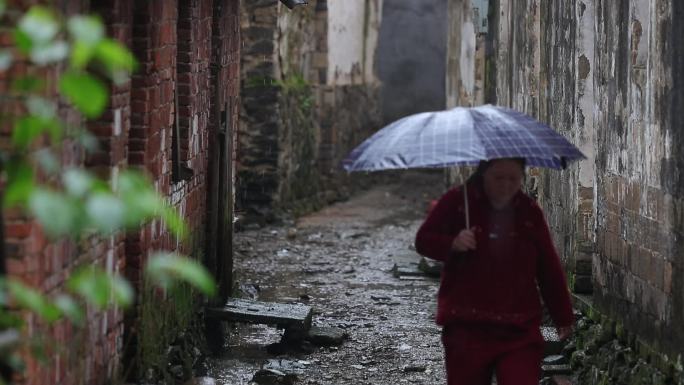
left=342, top=104, right=586, bottom=171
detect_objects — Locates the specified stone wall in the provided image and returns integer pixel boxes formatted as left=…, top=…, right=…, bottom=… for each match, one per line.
left=0, top=0, right=241, bottom=383
left=446, top=0, right=684, bottom=359
left=591, top=0, right=683, bottom=358
left=238, top=0, right=382, bottom=223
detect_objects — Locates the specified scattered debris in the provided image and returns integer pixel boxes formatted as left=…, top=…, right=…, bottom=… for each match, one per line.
left=417, top=257, right=442, bottom=277
left=402, top=364, right=427, bottom=373
left=251, top=368, right=297, bottom=385
left=306, top=326, right=348, bottom=346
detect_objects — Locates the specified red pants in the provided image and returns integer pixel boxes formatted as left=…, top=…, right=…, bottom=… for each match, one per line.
left=442, top=323, right=544, bottom=385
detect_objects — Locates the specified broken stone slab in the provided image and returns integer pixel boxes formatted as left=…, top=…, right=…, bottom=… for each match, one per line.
left=205, top=298, right=312, bottom=330
left=392, top=263, right=423, bottom=278
left=543, top=354, right=568, bottom=366
left=541, top=364, right=573, bottom=376
left=402, top=364, right=427, bottom=373
left=398, top=275, right=429, bottom=281
left=251, top=368, right=297, bottom=385
left=263, top=359, right=308, bottom=375
left=541, top=326, right=564, bottom=356
left=418, top=257, right=442, bottom=277
left=305, top=326, right=348, bottom=346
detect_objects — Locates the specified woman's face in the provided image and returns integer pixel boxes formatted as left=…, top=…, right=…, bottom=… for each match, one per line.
left=482, top=159, right=524, bottom=209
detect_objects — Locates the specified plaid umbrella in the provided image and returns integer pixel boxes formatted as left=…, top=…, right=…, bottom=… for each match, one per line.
left=342, top=104, right=586, bottom=228
left=342, top=104, right=586, bottom=172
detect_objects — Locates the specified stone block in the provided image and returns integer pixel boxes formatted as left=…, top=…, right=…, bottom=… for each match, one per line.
left=542, top=364, right=572, bottom=376
left=573, top=275, right=593, bottom=294
left=418, top=257, right=443, bottom=277
left=205, top=298, right=313, bottom=330
left=574, top=256, right=593, bottom=275
left=306, top=326, right=348, bottom=346
left=392, top=263, right=423, bottom=278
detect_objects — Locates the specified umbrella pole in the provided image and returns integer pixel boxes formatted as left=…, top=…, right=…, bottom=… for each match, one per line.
left=463, top=181, right=470, bottom=229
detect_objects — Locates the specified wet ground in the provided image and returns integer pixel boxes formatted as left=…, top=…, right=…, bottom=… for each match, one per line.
left=208, top=170, right=449, bottom=385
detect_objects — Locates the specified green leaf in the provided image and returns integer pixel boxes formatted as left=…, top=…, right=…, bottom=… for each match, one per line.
left=62, top=168, right=94, bottom=197
left=94, top=39, right=137, bottom=74
left=30, top=40, right=69, bottom=65
left=12, top=116, right=59, bottom=149
left=4, top=162, right=34, bottom=208
left=67, top=268, right=108, bottom=308
left=0, top=50, right=12, bottom=71
left=70, top=41, right=94, bottom=69
left=12, top=76, right=45, bottom=93
left=54, top=294, right=83, bottom=325
left=59, top=71, right=108, bottom=118
left=67, top=267, right=133, bottom=308
left=0, top=0, right=5, bottom=17
left=160, top=206, right=188, bottom=240
left=68, top=16, right=104, bottom=69
left=18, top=6, right=59, bottom=45
left=146, top=253, right=216, bottom=296
left=115, top=170, right=188, bottom=237
left=7, top=280, right=61, bottom=323
left=28, top=188, right=82, bottom=237
left=67, top=15, right=104, bottom=46
left=117, top=170, right=161, bottom=219
left=110, top=275, right=134, bottom=306
left=12, top=29, right=33, bottom=54
left=86, top=193, right=124, bottom=232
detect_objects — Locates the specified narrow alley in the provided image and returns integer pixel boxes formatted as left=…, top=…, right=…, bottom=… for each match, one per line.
left=209, top=171, right=447, bottom=384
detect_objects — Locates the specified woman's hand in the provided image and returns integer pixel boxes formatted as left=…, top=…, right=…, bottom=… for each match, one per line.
left=451, top=228, right=477, bottom=252
left=557, top=325, right=573, bottom=340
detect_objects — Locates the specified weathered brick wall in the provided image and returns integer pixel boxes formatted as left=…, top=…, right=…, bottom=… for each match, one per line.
left=126, top=0, right=240, bottom=377
left=591, top=0, right=683, bottom=357
left=0, top=0, right=241, bottom=384
left=447, top=0, right=684, bottom=358
left=0, top=2, right=130, bottom=384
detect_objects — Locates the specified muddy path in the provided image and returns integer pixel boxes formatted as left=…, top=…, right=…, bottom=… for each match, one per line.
left=208, top=170, right=449, bottom=385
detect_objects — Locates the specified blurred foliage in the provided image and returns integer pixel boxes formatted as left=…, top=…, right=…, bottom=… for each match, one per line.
left=0, top=2, right=216, bottom=380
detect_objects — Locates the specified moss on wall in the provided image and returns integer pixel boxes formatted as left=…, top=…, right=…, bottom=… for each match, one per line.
left=277, top=74, right=322, bottom=215
left=129, top=250, right=208, bottom=384
left=568, top=298, right=684, bottom=385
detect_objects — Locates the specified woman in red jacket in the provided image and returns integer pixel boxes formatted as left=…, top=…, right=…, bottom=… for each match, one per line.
left=415, top=158, right=574, bottom=385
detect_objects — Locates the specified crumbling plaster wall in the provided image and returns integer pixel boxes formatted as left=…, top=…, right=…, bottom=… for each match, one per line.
left=327, top=0, right=382, bottom=86
left=446, top=0, right=684, bottom=357
left=592, top=0, right=684, bottom=357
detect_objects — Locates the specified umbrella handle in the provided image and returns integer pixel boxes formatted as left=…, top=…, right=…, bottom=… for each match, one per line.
left=463, top=182, right=470, bottom=229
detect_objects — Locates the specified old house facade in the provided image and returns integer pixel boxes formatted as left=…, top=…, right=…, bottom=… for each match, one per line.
left=1, top=1, right=240, bottom=384
left=447, top=0, right=684, bottom=374
left=238, top=0, right=384, bottom=223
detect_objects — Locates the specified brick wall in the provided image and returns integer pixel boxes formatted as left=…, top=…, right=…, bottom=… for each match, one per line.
left=0, top=0, right=241, bottom=384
